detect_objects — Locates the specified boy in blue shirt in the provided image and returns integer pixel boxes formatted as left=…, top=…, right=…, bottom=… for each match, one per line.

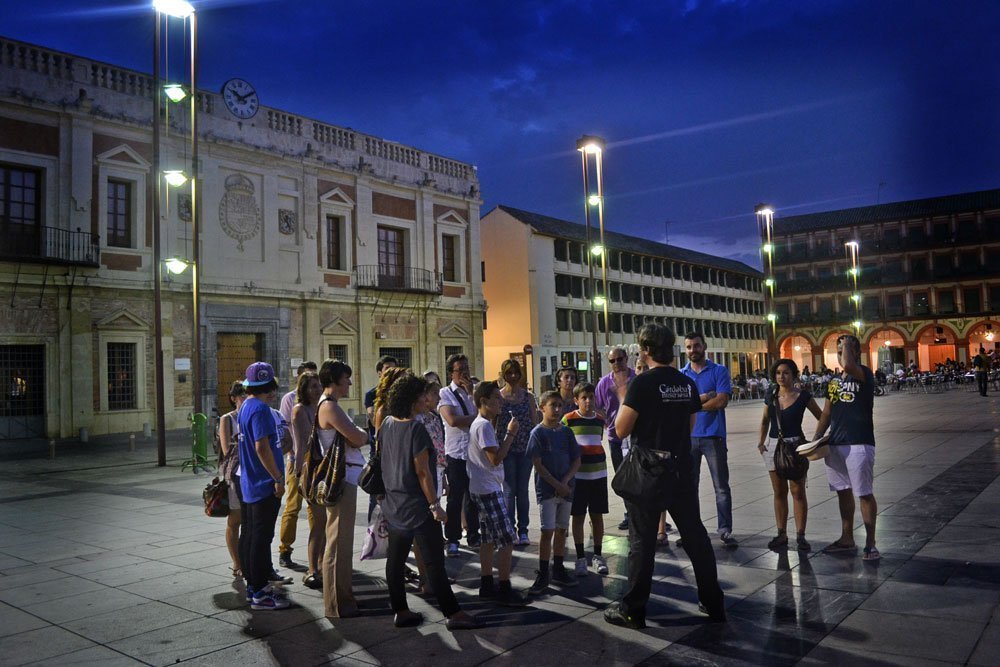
left=526, top=391, right=581, bottom=595
left=237, top=361, right=290, bottom=610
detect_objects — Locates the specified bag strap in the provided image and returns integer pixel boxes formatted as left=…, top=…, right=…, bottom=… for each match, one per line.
left=770, top=392, right=785, bottom=441
left=450, top=386, right=470, bottom=416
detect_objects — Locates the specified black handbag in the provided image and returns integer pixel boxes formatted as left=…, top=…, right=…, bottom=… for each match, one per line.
left=771, top=397, right=809, bottom=481
left=359, top=429, right=385, bottom=496
left=611, top=445, right=681, bottom=511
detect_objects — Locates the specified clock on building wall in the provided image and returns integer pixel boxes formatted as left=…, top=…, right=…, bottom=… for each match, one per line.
left=221, top=78, right=259, bottom=119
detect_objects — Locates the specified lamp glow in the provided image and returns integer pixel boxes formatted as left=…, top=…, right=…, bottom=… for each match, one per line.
left=164, top=258, right=189, bottom=274
left=794, top=345, right=801, bottom=351
left=163, top=84, right=187, bottom=102
left=762, top=243, right=773, bottom=254
left=153, top=0, right=195, bottom=18
left=845, top=240, right=859, bottom=249
left=986, top=332, right=995, bottom=341
left=590, top=244, right=604, bottom=256
left=848, top=267, right=859, bottom=277
left=884, top=340, right=892, bottom=347
left=756, top=207, right=774, bottom=217
left=764, top=277, right=775, bottom=287
left=588, top=194, right=601, bottom=206
left=766, top=313, right=777, bottom=322
left=853, top=320, right=863, bottom=330
left=593, top=296, right=607, bottom=307
left=162, top=170, right=188, bottom=187
left=851, top=293, right=861, bottom=303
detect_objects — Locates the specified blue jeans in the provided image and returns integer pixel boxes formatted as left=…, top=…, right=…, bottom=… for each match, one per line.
left=690, top=436, right=733, bottom=536
left=503, top=451, right=533, bottom=535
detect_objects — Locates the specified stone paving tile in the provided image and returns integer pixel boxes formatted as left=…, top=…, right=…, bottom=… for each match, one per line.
left=117, top=568, right=230, bottom=599
left=0, top=601, right=50, bottom=638
left=22, top=645, right=147, bottom=666
left=76, top=559, right=187, bottom=587
left=62, top=600, right=201, bottom=644
left=859, top=580, right=1000, bottom=621
left=21, top=586, right=148, bottom=624
left=0, top=625, right=96, bottom=666
left=0, top=575, right=109, bottom=607
left=968, top=618, right=1000, bottom=666
left=106, top=616, right=250, bottom=666
left=799, top=644, right=960, bottom=666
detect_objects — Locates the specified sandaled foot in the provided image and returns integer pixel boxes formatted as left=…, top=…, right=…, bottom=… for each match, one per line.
left=862, top=545, right=881, bottom=561
left=656, top=532, right=669, bottom=545
left=231, top=567, right=242, bottom=578
left=796, top=534, right=811, bottom=551
left=822, top=540, right=857, bottom=553
left=767, top=533, right=788, bottom=551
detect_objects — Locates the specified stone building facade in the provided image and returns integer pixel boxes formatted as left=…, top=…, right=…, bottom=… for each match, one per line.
left=0, top=38, right=484, bottom=440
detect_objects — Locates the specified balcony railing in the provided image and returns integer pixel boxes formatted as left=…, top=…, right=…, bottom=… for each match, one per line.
left=353, top=265, right=442, bottom=295
left=0, top=225, right=100, bottom=267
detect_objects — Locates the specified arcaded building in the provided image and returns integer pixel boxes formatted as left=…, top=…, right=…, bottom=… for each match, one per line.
left=0, top=37, right=484, bottom=440
left=769, top=188, right=999, bottom=372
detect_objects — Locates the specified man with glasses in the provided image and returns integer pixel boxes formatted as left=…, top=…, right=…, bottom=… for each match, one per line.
left=439, top=354, right=480, bottom=556
left=811, top=334, right=880, bottom=561
left=595, top=346, right=635, bottom=530
left=682, top=332, right=737, bottom=548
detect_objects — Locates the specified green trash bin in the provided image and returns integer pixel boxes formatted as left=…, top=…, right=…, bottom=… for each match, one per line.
left=182, top=412, right=214, bottom=473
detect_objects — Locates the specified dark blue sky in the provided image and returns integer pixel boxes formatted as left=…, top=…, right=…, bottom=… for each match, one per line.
left=3, top=0, right=998, bottom=268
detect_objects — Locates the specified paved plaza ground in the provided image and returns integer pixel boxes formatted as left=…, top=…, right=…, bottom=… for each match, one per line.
left=1, top=387, right=998, bottom=666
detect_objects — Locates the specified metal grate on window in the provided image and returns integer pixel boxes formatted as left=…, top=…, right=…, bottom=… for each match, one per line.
left=328, top=344, right=348, bottom=364
left=379, top=347, right=412, bottom=370
left=444, top=346, right=463, bottom=360
left=107, top=342, right=137, bottom=410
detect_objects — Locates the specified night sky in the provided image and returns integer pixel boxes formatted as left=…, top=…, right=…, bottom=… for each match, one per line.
left=3, top=0, right=998, bottom=269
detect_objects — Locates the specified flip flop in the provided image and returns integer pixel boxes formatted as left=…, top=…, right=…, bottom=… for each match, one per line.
left=863, top=546, right=881, bottom=561
left=822, top=540, right=857, bottom=554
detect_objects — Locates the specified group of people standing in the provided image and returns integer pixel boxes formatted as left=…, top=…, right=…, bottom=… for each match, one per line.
left=214, top=325, right=881, bottom=631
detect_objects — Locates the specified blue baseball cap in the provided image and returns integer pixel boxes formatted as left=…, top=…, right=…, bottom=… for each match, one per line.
left=243, top=361, right=275, bottom=387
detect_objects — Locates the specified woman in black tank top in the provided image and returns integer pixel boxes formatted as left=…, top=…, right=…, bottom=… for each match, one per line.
left=757, top=359, right=822, bottom=551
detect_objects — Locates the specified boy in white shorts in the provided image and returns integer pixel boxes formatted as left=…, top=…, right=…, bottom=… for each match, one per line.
left=812, top=334, right=880, bottom=561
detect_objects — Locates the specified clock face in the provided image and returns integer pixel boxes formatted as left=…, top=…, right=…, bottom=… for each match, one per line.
left=221, top=78, right=259, bottom=119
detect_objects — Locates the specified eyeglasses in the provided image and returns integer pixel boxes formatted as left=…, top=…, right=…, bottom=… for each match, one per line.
left=609, top=356, right=627, bottom=363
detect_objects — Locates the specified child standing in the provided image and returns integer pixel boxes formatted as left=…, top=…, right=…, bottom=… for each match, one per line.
left=527, top=391, right=582, bottom=595
left=562, top=382, right=610, bottom=576
left=466, top=381, right=528, bottom=607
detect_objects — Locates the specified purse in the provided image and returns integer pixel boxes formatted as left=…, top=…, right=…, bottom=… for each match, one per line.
left=203, top=477, right=229, bottom=517
left=358, top=428, right=385, bottom=496
left=771, top=397, right=809, bottom=481
left=300, top=397, right=347, bottom=507
left=217, top=414, right=240, bottom=482
left=611, top=444, right=681, bottom=511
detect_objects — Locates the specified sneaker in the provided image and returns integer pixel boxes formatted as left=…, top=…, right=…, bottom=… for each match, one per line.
left=479, top=580, right=498, bottom=600
left=245, top=585, right=254, bottom=603
left=496, top=585, right=529, bottom=607
left=719, top=533, right=739, bottom=549
left=527, top=571, right=550, bottom=596
left=278, top=553, right=298, bottom=570
left=618, top=516, right=630, bottom=530
left=302, top=572, right=322, bottom=589
left=592, top=554, right=609, bottom=575
left=446, top=542, right=460, bottom=558
left=603, top=601, right=645, bottom=630
left=697, top=602, right=727, bottom=623
left=269, top=569, right=293, bottom=585
left=574, top=557, right=589, bottom=577
left=251, top=584, right=291, bottom=610
left=551, top=566, right=578, bottom=587
left=796, top=535, right=812, bottom=552
left=518, top=533, right=531, bottom=546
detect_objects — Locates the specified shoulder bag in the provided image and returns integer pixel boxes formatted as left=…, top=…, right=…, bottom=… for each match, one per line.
left=218, top=414, right=240, bottom=482
left=611, top=420, right=683, bottom=511
left=203, top=477, right=229, bottom=517
left=359, top=427, right=385, bottom=496
left=772, top=397, right=809, bottom=481
left=300, top=397, right=347, bottom=507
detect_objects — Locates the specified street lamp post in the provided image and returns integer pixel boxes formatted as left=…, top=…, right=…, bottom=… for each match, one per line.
left=845, top=241, right=862, bottom=335
left=152, top=0, right=197, bottom=466
left=577, top=135, right=608, bottom=379
left=756, top=204, right=777, bottom=364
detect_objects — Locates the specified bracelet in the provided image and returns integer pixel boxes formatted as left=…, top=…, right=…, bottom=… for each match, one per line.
left=428, top=500, right=440, bottom=509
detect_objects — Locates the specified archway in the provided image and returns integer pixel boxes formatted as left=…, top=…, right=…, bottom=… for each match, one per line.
left=916, top=323, right=958, bottom=371
left=779, top=334, right=814, bottom=373
left=867, top=328, right=906, bottom=373
left=820, top=331, right=853, bottom=372
left=966, top=320, right=1000, bottom=360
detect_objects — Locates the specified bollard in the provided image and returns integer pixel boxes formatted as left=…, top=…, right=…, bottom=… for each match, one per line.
left=49, top=439, right=55, bottom=460
left=80, top=428, right=88, bottom=443
left=143, top=422, right=152, bottom=439
left=129, top=433, right=136, bottom=453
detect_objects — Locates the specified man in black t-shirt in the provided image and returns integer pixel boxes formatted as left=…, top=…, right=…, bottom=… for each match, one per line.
left=603, top=324, right=725, bottom=630
left=812, top=334, right=880, bottom=561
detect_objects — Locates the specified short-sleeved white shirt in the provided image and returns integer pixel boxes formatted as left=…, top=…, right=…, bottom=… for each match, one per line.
left=279, top=390, right=296, bottom=423
left=467, top=415, right=504, bottom=495
left=439, top=382, right=475, bottom=459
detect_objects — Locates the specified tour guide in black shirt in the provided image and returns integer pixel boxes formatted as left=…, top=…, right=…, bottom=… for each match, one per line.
left=603, top=324, right=725, bottom=630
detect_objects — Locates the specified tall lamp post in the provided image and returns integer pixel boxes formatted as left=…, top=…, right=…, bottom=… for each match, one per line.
left=577, top=135, right=608, bottom=379
left=152, top=0, right=198, bottom=466
left=845, top=240, right=862, bottom=335
left=756, top=204, right=777, bottom=364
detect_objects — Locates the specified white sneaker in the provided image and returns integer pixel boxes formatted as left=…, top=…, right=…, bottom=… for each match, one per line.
left=251, top=584, right=291, bottom=610
left=574, top=557, right=589, bottom=577
left=592, top=554, right=609, bottom=575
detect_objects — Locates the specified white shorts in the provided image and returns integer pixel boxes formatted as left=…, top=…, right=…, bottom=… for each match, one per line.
left=539, top=496, right=572, bottom=531
left=760, top=436, right=777, bottom=472
left=824, top=444, right=875, bottom=496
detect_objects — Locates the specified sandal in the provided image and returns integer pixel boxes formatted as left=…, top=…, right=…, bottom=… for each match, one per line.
left=231, top=567, right=242, bottom=578
left=796, top=535, right=811, bottom=551
left=821, top=540, right=856, bottom=554
left=656, top=532, right=669, bottom=545
left=862, top=545, right=881, bottom=561
left=767, top=533, right=788, bottom=551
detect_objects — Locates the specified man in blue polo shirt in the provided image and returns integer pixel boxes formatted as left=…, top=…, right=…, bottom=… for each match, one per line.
left=681, top=332, right=737, bottom=548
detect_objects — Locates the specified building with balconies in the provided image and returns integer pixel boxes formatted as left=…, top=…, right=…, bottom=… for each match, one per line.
left=0, top=37, right=483, bottom=440
left=769, top=188, right=1000, bottom=372
left=481, top=205, right=766, bottom=391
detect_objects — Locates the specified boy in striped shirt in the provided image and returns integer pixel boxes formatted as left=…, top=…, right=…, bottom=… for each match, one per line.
left=562, top=382, right=610, bottom=576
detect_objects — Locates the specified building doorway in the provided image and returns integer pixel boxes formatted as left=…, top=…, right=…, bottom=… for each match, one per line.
left=779, top=335, right=813, bottom=372
left=216, top=333, right=263, bottom=413
left=0, top=344, right=45, bottom=439
left=868, top=330, right=905, bottom=373
left=917, top=325, right=957, bottom=370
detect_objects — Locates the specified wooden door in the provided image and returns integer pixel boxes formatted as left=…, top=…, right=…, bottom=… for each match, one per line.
left=216, top=333, right=263, bottom=412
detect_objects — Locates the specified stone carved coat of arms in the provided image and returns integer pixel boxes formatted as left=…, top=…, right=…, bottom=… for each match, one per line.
left=219, top=173, right=262, bottom=251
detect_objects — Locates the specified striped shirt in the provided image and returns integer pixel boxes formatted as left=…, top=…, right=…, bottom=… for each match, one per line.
left=562, top=410, right=607, bottom=480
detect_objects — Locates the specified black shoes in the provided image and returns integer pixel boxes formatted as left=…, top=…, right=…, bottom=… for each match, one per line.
left=603, top=601, right=646, bottom=629
left=698, top=602, right=727, bottom=623
left=527, top=571, right=550, bottom=596
left=551, top=566, right=578, bottom=587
